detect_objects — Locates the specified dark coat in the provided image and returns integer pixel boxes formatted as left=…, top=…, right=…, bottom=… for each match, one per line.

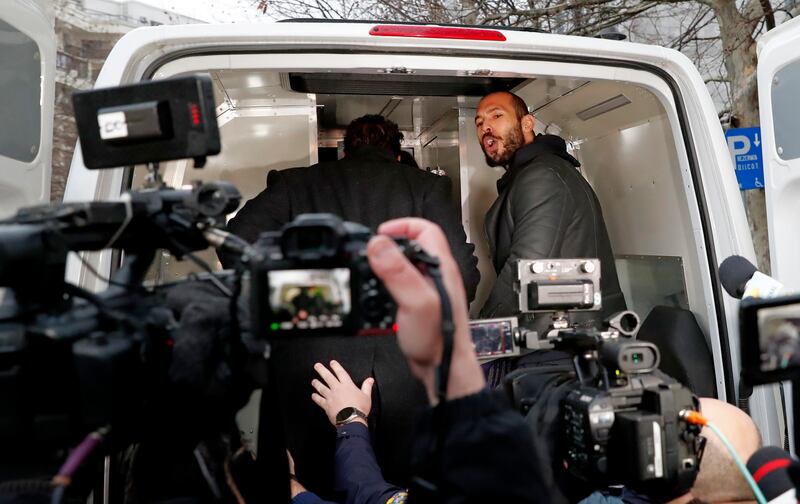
left=224, top=146, right=480, bottom=498
left=480, top=135, right=626, bottom=327
left=225, top=146, right=479, bottom=300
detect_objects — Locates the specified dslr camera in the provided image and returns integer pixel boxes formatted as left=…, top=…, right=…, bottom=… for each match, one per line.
left=248, top=213, right=421, bottom=338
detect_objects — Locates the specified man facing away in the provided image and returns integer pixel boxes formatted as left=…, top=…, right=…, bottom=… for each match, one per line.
left=224, top=114, right=479, bottom=498
left=474, top=91, right=626, bottom=331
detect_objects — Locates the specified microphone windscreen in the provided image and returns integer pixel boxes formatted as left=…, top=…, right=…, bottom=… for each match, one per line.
left=720, top=255, right=758, bottom=299
left=747, top=446, right=795, bottom=500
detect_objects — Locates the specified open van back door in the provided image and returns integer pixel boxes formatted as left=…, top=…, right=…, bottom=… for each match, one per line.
left=0, top=0, right=56, bottom=217
left=759, top=16, right=800, bottom=286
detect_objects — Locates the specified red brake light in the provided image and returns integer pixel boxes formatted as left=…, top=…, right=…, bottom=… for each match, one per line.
left=369, top=25, right=506, bottom=42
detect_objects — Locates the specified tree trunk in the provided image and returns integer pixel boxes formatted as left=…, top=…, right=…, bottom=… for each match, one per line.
left=713, top=0, right=771, bottom=273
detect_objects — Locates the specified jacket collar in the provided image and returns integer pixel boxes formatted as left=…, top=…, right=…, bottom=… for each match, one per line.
left=346, top=145, right=397, bottom=163
left=496, top=134, right=581, bottom=193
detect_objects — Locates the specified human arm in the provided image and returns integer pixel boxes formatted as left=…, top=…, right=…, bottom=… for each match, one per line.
left=310, top=361, right=405, bottom=504
left=289, top=452, right=338, bottom=504
left=422, top=176, right=480, bottom=304
left=366, top=218, right=543, bottom=502
left=480, top=166, right=572, bottom=317
left=366, top=218, right=485, bottom=403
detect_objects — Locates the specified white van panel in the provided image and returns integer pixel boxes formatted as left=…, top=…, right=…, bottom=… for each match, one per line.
left=757, top=14, right=800, bottom=452
left=0, top=0, right=55, bottom=216
left=758, top=16, right=800, bottom=289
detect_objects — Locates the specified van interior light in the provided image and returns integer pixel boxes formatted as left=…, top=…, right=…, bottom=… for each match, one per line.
left=576, top=94, right=632, bottom=121
left=369, top=25, right=507, bottom=42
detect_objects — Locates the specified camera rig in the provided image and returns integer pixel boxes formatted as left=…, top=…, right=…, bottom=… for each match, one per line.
left=477, top=258, right=704, bottom=498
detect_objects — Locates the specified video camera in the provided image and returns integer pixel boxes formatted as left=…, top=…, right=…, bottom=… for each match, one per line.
left=0, top=73, right=441, bottom=502
left=473, top=258, right=703, bottom=498
left=0, top=75, right=243, bottom=456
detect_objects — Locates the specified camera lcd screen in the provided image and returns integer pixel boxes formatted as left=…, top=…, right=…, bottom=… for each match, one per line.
left=757, top=302, right=800, bottom=373
left=470, top=319, right=516, bottom=358
left=267, top=268, right=351, bottom=331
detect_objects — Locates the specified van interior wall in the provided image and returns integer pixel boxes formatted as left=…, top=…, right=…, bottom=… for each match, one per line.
left=576, top=115, right=708, bottom=333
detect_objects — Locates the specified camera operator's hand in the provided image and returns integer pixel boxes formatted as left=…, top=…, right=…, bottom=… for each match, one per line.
left=367, top=218, right=485, bottom=404
left=311, top=360, right=374, bottom=426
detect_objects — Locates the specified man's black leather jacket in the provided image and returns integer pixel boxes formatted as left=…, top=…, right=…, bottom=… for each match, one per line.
left=479, top=135, right=626, bottom=326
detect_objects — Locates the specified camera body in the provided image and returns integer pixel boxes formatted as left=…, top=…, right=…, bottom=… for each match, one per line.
left=561, top=355, right=700, bottom=492
left=249, top=214, right=411, bottom=338
left=506, top=325, right=702, bottom=494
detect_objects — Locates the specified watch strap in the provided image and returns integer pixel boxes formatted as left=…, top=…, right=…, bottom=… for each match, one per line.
left=335, top=407, right=368, bottom=426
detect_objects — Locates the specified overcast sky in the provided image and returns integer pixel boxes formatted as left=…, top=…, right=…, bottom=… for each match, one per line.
left=116, top=0, right=278, bottom=23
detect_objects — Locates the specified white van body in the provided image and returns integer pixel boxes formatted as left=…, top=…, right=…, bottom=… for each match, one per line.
left=63, top=21, right=789, bottom=447
left=0, top=0, right=55, bottom=216
left=757, top=14, right=800, bottom=453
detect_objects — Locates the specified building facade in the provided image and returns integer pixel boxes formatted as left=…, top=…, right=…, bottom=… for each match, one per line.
left=52, top=0, right=201, bottom=201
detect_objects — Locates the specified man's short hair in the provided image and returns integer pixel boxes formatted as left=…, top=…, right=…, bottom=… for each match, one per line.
left=344, top=114, right=403, bottom=156
left=505, top=92, right=530, bottom=120
left=483, top=91, right=529, bottom=120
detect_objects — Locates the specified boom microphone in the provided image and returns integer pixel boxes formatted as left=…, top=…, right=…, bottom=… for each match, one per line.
left=719, top=255, right=784, bottom=300
left=746, top=446, right=797, bottom=503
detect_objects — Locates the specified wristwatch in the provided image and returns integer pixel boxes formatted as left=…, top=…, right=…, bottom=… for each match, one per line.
left=335, top=407, right=368, bottom=426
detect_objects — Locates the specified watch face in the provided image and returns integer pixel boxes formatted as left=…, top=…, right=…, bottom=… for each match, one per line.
left=336, top=407, right=357, bottom=423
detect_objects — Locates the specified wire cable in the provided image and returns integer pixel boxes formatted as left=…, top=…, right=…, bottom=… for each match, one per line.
left=51, top=427, right=109, bottom=504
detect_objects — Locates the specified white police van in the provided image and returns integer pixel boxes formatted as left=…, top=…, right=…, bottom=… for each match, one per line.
left=5, top=3, right=800, bottom=451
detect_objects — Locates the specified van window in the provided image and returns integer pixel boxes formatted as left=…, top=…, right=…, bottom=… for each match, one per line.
left=0, top=19, right=41, bottom=163
left=771, top=59, right=800, bottom=160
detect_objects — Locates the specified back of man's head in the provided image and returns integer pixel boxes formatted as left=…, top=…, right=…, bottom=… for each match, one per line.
left=344, top=114, right=403, bottom=157
left=686, top=398, right=762, bottom=503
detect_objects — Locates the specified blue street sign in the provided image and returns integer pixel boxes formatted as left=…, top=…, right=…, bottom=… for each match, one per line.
left=725, top=126, right=764, bottom=190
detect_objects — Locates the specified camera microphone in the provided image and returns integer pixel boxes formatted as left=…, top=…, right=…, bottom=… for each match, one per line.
left=746, top=446, right=797, bottom=503
left=719, top=255, right=785, bottom=300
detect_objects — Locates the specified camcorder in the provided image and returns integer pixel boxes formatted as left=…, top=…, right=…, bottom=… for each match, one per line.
left=469, top=259, right=703, bottom=498
left=0, top=74, right=436, bottom=503
left=0, top=75, right=236, bottom=459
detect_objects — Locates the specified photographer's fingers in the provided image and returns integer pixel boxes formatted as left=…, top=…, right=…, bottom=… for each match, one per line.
left=311, top=392, right=326, bottom=408
left=367, top=235, right=438, bottom=311
left=361, top=377, right=375, bottom=397
left=314, top=362, right=338, bottom=387
left=311, top=379, right=330, bottom=398
left=329, top=360, right=354, bottom=386
left=377, top=218, right=466, bottom=304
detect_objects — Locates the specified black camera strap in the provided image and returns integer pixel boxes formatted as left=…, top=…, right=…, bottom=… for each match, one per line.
left=406, top=247, right=455, bottom=404
left=404, top=250, right=458, bottom=502
left=429, top=268, right=455, bottom=404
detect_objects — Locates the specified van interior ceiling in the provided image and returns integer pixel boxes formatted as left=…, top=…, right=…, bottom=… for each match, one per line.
left=134, top=66, right=703, bottom=334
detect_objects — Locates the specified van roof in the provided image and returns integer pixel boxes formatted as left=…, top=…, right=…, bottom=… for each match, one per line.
left=98, top=20, right=697, bottom=87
